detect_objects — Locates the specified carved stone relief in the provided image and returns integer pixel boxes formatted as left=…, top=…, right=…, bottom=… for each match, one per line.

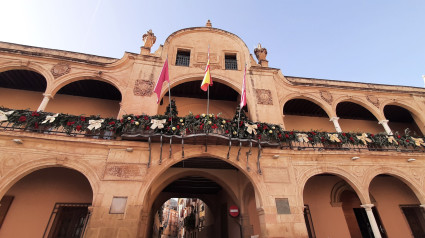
left=367, top=95, right=380, bottom=108
left=104, top=163, right=146, bottom=180
left=51, top=63, right=70, bottom=78
left=255, top=89, right=273, bottom=105
left=320, top=91, right=333, bottom=105
left=195, top=52, right=218, bottom=64
left=133, top=79, right=154, bottom=96
left=193, top=63, right=221, bottom=70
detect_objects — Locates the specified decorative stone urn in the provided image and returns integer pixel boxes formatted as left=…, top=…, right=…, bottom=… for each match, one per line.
left=254, top=43, right=268, bottom=67
left=140, top=29, right=156, bottom=55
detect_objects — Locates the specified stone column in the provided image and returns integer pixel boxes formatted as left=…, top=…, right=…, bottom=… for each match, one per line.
left=37, top=93, right=52, bottom=112
left=330, top=117, right=342, bottom=133
left=378, top=120, right=393, bottom=135
left=360, top=204, right=382, bottom=238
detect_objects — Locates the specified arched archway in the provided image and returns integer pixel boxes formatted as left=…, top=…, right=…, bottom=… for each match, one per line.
left=0, top=167, right=93, bottom=237
left=302, top=173, right=372, bottom=238
left=336, top=101, right=383, bottom=133
left=139, top=156, right=261, bottom=238
left=369, top=174, right=425, bottom=237
left=46, top=79, right=122, bottom=118
left=0, top=69, right=47, bottom=110
left=158, top=79, right=245, bottom=119
left=283, top=98, right=334, bottom=131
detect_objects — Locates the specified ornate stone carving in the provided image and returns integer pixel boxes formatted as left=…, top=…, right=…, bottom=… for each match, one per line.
left=142, top=29, right=156, bottom=49
left=104, top=163, right=145, bottom=180
left=367, top=95, right=380, bottom=108
left=255, top=89, right=273, bottom=105
left=133, top=79, right=154, bottom=96
left=254, top=43, right=268, bottom=67
left=195, top=53, right=218, bottom=64
left=51, top=63, right=70, bottom=78
left=193, top=63, right=221, bottom=70
left=320, top=90, right=333, bottom=104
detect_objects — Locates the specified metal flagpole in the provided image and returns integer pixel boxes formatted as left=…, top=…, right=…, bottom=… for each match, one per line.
left=237, top=63, right=246, bottom=137
left=206, top=45, right=210, bottom=116
left=166, top=56, right=172, bottom=125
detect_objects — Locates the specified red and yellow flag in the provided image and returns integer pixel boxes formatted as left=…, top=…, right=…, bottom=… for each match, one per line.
left=200, top=59, right=212, bottom=91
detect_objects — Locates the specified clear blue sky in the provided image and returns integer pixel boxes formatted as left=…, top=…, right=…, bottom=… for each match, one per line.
left=1, top=0, right=424, bottom=87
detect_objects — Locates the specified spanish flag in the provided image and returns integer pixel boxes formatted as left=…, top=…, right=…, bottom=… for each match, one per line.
left=200, top=59, right=212, bottom=91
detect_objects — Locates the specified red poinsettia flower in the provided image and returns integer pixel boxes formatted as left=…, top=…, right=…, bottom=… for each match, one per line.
left=406, top=139, right=410, bottom=143
left=176, top=125, right=180, bottom=129
left=144, top=116, right=149, bottom=120
left=80, top=116, right=86, bottom=122
left=195, top=115, right=200, bottom=119
left=145, top=126, right=150, bottom=130
left=67, top=121, right=75, bottom=126
left=108, top=121, right=116, bottom=125
left=19, top=116, right=26, bottom=122
left=225, top=130, right=229, bottom=134
left=349, top=137, right=354, bottom=141
left=285, top=134, right=289, bottom=138
left=342, top=133, right=346, bottom=137
left=370, top=134, right=374, bottom=137
left=397, top=135, right=401, bottom=139
left=76, top=125, right=82, bottom=131
left=34, top=122, right=39, bottom=129
left=31, top=111, right=40, bottom=117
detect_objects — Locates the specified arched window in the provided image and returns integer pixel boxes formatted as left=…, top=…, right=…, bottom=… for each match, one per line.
left=384, top=105, right=422, bottom=136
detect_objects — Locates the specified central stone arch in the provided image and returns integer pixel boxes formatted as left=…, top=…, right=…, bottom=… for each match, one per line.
left=137, top=150, right=265, bottom=238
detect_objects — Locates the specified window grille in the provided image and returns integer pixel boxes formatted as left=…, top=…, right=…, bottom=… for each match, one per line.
left=176, top=50, right=190, bottom=66
left=225, top=54, right=237, bottom=70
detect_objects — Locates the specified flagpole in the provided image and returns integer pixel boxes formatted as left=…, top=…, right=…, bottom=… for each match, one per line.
left=237, top=63, right=247, bottom=137
left=166, top=56, right=172, bottom=126
left=206, top=45, right=210, bottom=116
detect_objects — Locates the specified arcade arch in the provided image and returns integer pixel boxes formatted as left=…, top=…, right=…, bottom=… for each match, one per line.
left=0, top=167, right=93, bottom=238
left=384, top=104, right=423, bottom=135
left=158, top=79, right=245, bottom=119
left=336, top=101, right=383, bottom=133
left=46, top=79, right=122, bottom=118
left=0, top=69, right=47, bottom=110
left=369, top=174, right=425, bottom=237
left=139, top=156, right=262, bottom=238
left=302, top=173, right=378, bottom=238
left=283, top=98, right=335, bottom=131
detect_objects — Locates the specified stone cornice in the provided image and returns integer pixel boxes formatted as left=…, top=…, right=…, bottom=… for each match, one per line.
left=286, top=76, right=425, bottom=95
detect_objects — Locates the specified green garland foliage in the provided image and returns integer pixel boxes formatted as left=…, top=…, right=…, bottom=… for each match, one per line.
left=1, top=106, right=424, bottom=149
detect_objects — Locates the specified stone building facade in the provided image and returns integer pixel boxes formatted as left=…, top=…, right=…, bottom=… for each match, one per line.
left=0, top=21, right=425, bottom=238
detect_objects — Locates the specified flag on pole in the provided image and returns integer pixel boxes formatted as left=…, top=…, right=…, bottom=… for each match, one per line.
left=153, top=58, right=169, bottom=103
left=240, top=65, right=247, bottom=108
left=200, top=48, right=212, bottom=91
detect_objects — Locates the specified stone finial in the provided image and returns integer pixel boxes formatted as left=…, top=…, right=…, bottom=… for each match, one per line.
left=141, top=29, right=156, bottom=54
left=254, top=43, right=268, bottom=67
left=206, top=20, right=212, bottom=27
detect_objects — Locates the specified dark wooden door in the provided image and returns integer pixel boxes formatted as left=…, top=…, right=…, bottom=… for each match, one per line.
left=401, top=206, right=425, bottom=238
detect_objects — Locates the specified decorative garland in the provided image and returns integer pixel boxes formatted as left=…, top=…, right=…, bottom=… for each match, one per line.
left=1, top=105, right=424, bottom=149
